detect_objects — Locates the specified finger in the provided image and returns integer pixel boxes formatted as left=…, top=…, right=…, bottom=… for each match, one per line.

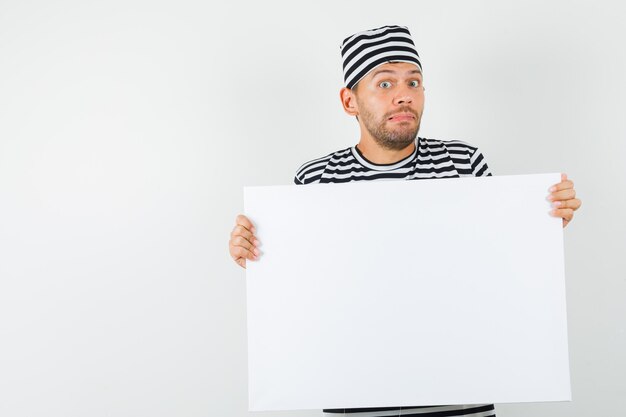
left=233, top=244, right=257, bottom=260
left=574, top=198, right=582, bottom=210
left=230, top=225, right=256, bottom=242
left=230, top=245, right=257, bottom=262
left=232, top=236, right=260, bottom=256
left=561, top=173, right=567, bottom=182
left=235, top=257, right=247, bottom=269
left=551, top=208, right=574, bottom=223
left=550, top=198, right=582, bottom=210
left=548, top=189, right=576, bottom=201
left=549, top=179, right=574, bottom=192
left=231, top=226, right=261, bottom=248
left=236, top=214, right=256, bottom=233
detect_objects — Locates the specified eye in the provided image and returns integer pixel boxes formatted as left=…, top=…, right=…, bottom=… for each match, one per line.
left=409, top=79, right=421, bottom=87
left=379, top=81, right=392, bottom=88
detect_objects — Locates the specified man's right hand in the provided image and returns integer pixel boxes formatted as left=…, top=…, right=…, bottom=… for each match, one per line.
left=229, top=214, right=260, bottom=269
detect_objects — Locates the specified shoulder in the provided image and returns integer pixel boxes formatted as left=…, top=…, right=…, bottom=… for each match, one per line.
left=421, top=138, right=479, bottom=153
left=294, top=147, right=353, bottom=185
left=419, top=137, right=492, bottom=177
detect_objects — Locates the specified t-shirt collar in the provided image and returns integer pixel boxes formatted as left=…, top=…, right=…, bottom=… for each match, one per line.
left=351, top=138, right=419, bottom=171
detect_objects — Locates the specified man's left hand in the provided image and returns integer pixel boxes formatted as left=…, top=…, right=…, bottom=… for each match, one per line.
left=548, top=173, right=582, bottom=228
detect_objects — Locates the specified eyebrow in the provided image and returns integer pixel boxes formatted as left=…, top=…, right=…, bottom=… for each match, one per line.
left=371, top=69, right=422, bottom=78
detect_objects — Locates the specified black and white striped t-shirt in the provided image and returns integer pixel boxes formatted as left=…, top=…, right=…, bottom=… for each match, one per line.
left=294, top=137, right=492, bottom=185
left=294, top=137, right=496, bottom=417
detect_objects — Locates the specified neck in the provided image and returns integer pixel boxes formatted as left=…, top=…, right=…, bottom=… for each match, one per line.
left=356, top=136, right=416, bottom=164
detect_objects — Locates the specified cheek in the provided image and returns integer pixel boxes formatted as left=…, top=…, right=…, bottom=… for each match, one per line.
left=366, top=96, right=389, bottom=113
left=414, top=93, right=425, bottom=110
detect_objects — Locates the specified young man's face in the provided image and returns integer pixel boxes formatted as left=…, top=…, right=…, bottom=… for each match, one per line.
left=350, top=62, right=425, bottom=151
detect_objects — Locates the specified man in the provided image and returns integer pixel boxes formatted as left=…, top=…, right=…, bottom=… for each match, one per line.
left=228, top=25, right=582, bottom=417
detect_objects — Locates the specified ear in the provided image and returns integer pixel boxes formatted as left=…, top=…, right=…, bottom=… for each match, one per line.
left=340, top=87, right=359, bottom=117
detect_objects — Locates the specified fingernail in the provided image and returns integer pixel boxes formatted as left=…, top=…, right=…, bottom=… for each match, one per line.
left=253, top=248, right=260, bottom=256
left=552, top=201, right=562, bottom=207
left=549, top=186, right=556, bottom=192
left=254, top=239, right=260, bottom=246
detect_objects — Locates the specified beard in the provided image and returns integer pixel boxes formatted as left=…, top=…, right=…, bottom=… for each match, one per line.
left=358, top=104, right=422, bottom=151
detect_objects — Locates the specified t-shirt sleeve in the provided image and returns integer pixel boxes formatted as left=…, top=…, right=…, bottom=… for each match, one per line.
left=470, top=147, right=493, bottom=177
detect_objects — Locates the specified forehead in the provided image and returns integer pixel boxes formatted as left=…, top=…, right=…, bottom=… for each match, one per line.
left=365, top=62, right=422, bottom=79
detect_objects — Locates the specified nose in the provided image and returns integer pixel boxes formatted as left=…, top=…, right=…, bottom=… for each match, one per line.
left=393, top=86, right=414, bottom=106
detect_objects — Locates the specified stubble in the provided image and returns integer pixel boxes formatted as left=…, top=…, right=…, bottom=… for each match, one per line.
left=357, top=102, right=422, bottom=151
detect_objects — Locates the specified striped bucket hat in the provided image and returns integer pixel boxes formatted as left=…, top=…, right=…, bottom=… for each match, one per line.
left=340, top=25, right=422, bottom=90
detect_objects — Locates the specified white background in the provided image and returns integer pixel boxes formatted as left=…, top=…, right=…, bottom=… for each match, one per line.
left=0, top=0, right=624, bottom=416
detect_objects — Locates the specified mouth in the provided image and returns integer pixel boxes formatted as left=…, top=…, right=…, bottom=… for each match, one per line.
left=388, top=112, right=416, bottom=122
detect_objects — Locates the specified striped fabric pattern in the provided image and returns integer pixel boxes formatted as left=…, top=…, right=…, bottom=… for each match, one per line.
left=294, top=137, right=492, bottom=185
left=340, top=25, right=422, bottom=89
left=293, top=137, right=494, bottom=417
left=322, top=404, right=496, bottom=417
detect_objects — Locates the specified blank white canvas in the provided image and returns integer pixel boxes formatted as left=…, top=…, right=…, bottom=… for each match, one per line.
left=244, top=173, right=570, bottom=411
